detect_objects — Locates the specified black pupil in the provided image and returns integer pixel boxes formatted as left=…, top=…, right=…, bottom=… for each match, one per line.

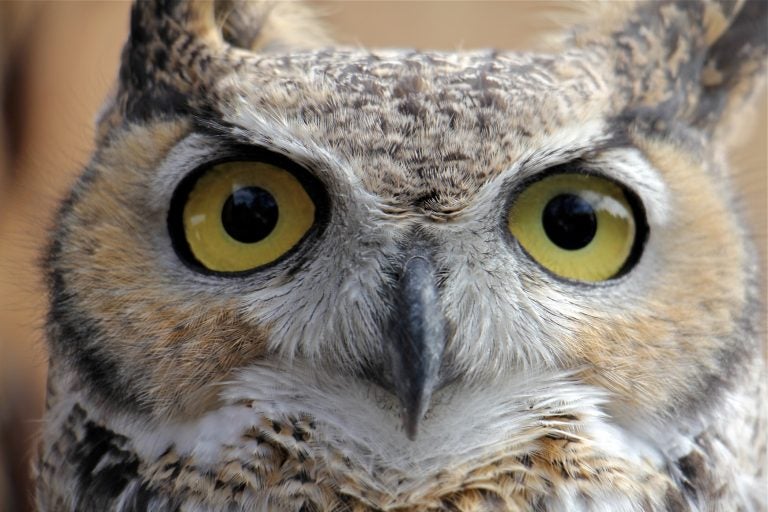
left=542, top=193, right=597, bottom=250
left=221, top=186, right=278, bottom=243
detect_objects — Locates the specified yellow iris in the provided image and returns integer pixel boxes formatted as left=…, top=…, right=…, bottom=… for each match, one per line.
left=508, top=174, right=637, bottom=282
left=183, top=161, right=315, bottom=272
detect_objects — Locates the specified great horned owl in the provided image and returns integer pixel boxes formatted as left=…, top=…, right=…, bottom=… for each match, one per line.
left=35, top=1, right=767, bottom=510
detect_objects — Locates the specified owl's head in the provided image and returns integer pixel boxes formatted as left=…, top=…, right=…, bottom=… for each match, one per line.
left=48, top=0, right=765, bottom=450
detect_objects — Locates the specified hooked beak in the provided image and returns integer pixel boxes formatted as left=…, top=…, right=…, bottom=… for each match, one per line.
left=387, top=249, right=446, bottom=440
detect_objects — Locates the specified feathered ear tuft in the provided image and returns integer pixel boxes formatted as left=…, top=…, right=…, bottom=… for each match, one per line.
left=214, top=0, right=331, bottom=52
left=695, top=0, right=767, bottom=129
left=97, top=0, right=330, bottom=135
left=568, top=0, right=766, bottom=134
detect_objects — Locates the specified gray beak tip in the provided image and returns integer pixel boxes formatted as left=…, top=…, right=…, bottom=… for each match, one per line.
left=400, top=392, right=430, bottom=441
left=403, top=416, right=419, bottom=441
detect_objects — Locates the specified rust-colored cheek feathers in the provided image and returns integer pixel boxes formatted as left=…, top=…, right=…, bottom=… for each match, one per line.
left=49, top=120, right=272, bottom=417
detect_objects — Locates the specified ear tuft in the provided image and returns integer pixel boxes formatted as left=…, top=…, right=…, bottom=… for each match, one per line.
left=99, top=0, right=330, bottom=133
left=694, top=0, right=767, bottom=128
left=567, top=0, right=767, bottom=133
left=214, top=0, right=331, bottom=52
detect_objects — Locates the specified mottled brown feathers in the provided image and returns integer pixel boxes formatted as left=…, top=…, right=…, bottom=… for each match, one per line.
left=565, top=0, right=767, bottom=131
left=37, top=0, right=766, bottom=510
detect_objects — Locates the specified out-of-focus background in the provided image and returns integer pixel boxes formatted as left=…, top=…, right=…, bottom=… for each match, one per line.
left=0, top=3, right=764, bottom=510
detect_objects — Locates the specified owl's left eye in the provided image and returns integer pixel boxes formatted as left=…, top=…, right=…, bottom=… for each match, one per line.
left=507, top=172, right=646, bottom=282
left=169, top=159, right=321, bottom=273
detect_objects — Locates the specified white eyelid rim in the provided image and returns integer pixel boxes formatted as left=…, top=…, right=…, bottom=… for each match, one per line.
left=469, top=145, right=670, bottom=228
left=588, top=148, right=671, bottom=227
left=148, top=133, right=228, bottom=213
left=149, top=117, right=381, bottom=216
left=149, top=129, right=346, bottom=212
left=220, top=90, right=370, bottom=199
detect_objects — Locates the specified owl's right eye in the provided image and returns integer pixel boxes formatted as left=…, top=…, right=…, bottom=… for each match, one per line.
left=169, top=158, right=322, bottom=273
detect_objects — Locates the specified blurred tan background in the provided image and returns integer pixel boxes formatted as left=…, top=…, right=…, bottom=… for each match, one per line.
left=0, top=3, right=764, bottom=511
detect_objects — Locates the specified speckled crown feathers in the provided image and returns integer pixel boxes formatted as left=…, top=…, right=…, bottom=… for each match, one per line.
left=104, top=0, right=767, bottom=138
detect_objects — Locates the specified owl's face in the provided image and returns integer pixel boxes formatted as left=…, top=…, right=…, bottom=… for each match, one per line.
left=47, top=0, right=764, bottom=479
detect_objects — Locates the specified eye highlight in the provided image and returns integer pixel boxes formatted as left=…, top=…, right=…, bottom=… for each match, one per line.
left=507, top=173, right=645, bottom=282
left=171, top=159, right=319, bottom=273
